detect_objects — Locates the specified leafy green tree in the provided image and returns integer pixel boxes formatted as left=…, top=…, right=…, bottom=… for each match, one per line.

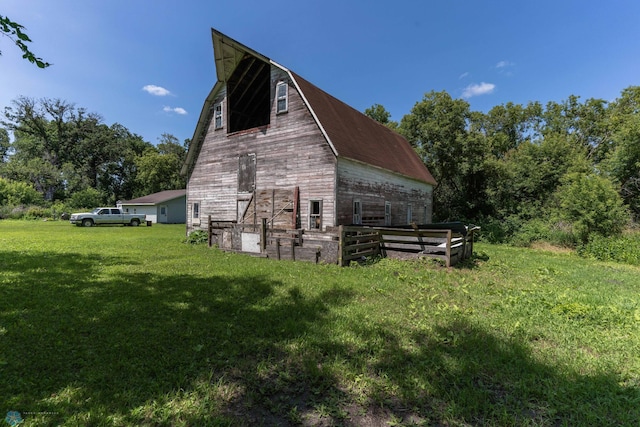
left=602, top=87, right=640, bottom=219
left=95, top=124, right=153, bottom=204
left=553, top=173, right=629, bottom=242
left=0, top=14, right=50, bottom=68
left=364, top=104, right=398, bottom=129
left=0, top=127, right=9, bottom=162
left=399, top=91, right=473, bottom=220
left=134, top=133, right=186, bottom=196
left=1, top=97, right=152, bottom=202
left=492, top=133, right=589, bottom=219
left=479, top=101, right=543, bottom=157
left=0, top=177, right=43, bottom=205
left=67, top=187, right=102, bottom=209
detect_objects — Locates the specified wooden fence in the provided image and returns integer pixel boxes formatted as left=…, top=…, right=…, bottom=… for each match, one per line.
left=339, top=224, right=479, bottom=267
left=337, top=226, right=382, bottom=266
left=206, top=216, right=478, bottom=267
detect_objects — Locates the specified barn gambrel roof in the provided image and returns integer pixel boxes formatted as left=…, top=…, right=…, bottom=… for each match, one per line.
left=182, top=29, right=436, bottom=186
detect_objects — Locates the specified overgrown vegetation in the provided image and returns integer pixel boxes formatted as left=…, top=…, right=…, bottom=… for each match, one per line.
left=1, top=221, right=638, bottom=426
left=367, top=88, right=640, bottom=246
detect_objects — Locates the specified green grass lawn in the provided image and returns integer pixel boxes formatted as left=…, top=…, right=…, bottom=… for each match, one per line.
left=1, top=221, right=639, bottom=426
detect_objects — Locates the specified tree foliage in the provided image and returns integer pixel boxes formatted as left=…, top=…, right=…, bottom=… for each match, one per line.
left=364, top=104, right=398, bottom=130
left=372, top=85, right=638, bottom=244
left=0, top=14, right=50, bottom=68
left=553, top=173, right=629, bottom=243
left=0, top=97, right=185, bottom=209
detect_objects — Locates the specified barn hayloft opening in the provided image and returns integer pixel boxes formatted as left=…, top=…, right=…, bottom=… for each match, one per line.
left=227, top=55, right=271, bottom=133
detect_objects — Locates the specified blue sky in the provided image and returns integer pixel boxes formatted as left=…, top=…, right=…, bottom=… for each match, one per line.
left=2, top=1, right=640, bottom=145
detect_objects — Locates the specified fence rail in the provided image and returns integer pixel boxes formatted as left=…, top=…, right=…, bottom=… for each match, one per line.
left=339, top=225, right=478, bottom=267
left=206, top=216, right=477, bottom=267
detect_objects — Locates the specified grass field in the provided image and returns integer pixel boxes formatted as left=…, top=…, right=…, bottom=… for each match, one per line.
left=1, top=221, right=639, bottom=426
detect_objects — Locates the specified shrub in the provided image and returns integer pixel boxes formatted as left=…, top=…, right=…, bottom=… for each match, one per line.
left=553, top=173, right=630, bottom=243
left=511, top=218, right=551, bottom=247
left=578, top=232, right=640, bottom=265
left=475, top=215, right=522, bottom=244
left=68, top=188, right=103, bottom=210
left=23, top=206, right=49, bottom=220
left=0, top=178, right=44, bottom=206
left=185, top=230, right=208, bottom=245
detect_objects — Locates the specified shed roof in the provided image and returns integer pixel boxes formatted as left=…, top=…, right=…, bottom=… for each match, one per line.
left=120, top=189, right=186, bottom=206
left=183, top=29, right=436, bottom=186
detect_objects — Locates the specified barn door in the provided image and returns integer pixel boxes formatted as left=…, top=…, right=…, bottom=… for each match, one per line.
left=238, top=153, right=256, bottom=193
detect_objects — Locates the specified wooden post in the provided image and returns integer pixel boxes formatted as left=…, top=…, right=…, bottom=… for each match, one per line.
left=291, top=241, right=296, bottom=261
left=208, top=215, right=212, bottom=247
left=276, top=238, right=281, bottom=260
left=411, top=222, right=426, bottom=252
left=292, top=186, right=299, bottom=229
left=445, top=229, right=452, bottom=268
left=260, top=218, right=267, bottom=253
left=338, top=225, right=344, bottom=266
left=271, top=189, right=275, bottom=228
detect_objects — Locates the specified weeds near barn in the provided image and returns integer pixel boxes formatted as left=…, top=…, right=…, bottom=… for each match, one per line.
left=0, top=221, right=639, bottom=426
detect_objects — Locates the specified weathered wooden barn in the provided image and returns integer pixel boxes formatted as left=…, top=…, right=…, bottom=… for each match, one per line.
left=182, top=29, right=436, bottom=260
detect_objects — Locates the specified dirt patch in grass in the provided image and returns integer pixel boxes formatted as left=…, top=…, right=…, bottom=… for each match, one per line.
left=530, top=241, right=575, bottom=254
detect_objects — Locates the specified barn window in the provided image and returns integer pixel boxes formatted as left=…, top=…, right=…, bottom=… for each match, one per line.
left=406, top=203, right=412, bottom=224
left=309, top=200, right=322, bottom=229
left=228, top=55, right=271, bottom=133
left=214, top=102, right=223, bottom=129
left=193, top=202, right=200, bottom=219
left=353, top=200, right=362, bottom=225
left=276, top=82, right=288, bottom=114
left=385, top=201, right=391, bottom=226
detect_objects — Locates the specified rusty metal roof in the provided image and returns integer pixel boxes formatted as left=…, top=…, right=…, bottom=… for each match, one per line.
left=291, top=72, right=436, bottom=185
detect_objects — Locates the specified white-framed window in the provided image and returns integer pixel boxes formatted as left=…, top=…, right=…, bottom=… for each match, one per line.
left=193, top=202, right=200, bottom=219
left=353, top=200, right=362, bottom=225
left=214, top=102, right=223, bottom=129
left=406, top=203, right=412, bottom=224
left=309, top=200, right=322, bottom=229
left=385, top=201, right=391, bottom=226
left=276, top=82, right=288, bottom=114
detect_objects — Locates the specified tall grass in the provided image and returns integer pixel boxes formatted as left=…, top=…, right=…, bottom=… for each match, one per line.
left=578, top=231, right=640, bottom=265
left=1, top=221, right=639, bottom=426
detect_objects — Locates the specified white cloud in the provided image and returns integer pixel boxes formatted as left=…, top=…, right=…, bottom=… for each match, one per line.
left=496, top=60, right=515, bottom=69
left=163, top=106, right=187, bottom=115
left=143, top=85, right=172, bottom=96
left=459, top=72, right=470, bottom=79
left=462, top=82, right=496, bottom=98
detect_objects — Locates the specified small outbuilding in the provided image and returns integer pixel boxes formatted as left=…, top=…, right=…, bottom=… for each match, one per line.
left=118, top=189, right=186, bottom=224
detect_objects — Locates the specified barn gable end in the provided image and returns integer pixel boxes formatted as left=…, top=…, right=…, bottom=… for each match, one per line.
left=183, top=28, right=435, bottom=237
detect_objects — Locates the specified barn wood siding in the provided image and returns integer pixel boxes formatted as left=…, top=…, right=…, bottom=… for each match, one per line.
left=336, top=158, right=433, bottom=226
left=187, top=67, right=336, bottom=231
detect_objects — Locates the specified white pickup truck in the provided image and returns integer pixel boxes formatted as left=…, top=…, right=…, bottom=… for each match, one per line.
left=70, top=207, right=147, bottom=227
